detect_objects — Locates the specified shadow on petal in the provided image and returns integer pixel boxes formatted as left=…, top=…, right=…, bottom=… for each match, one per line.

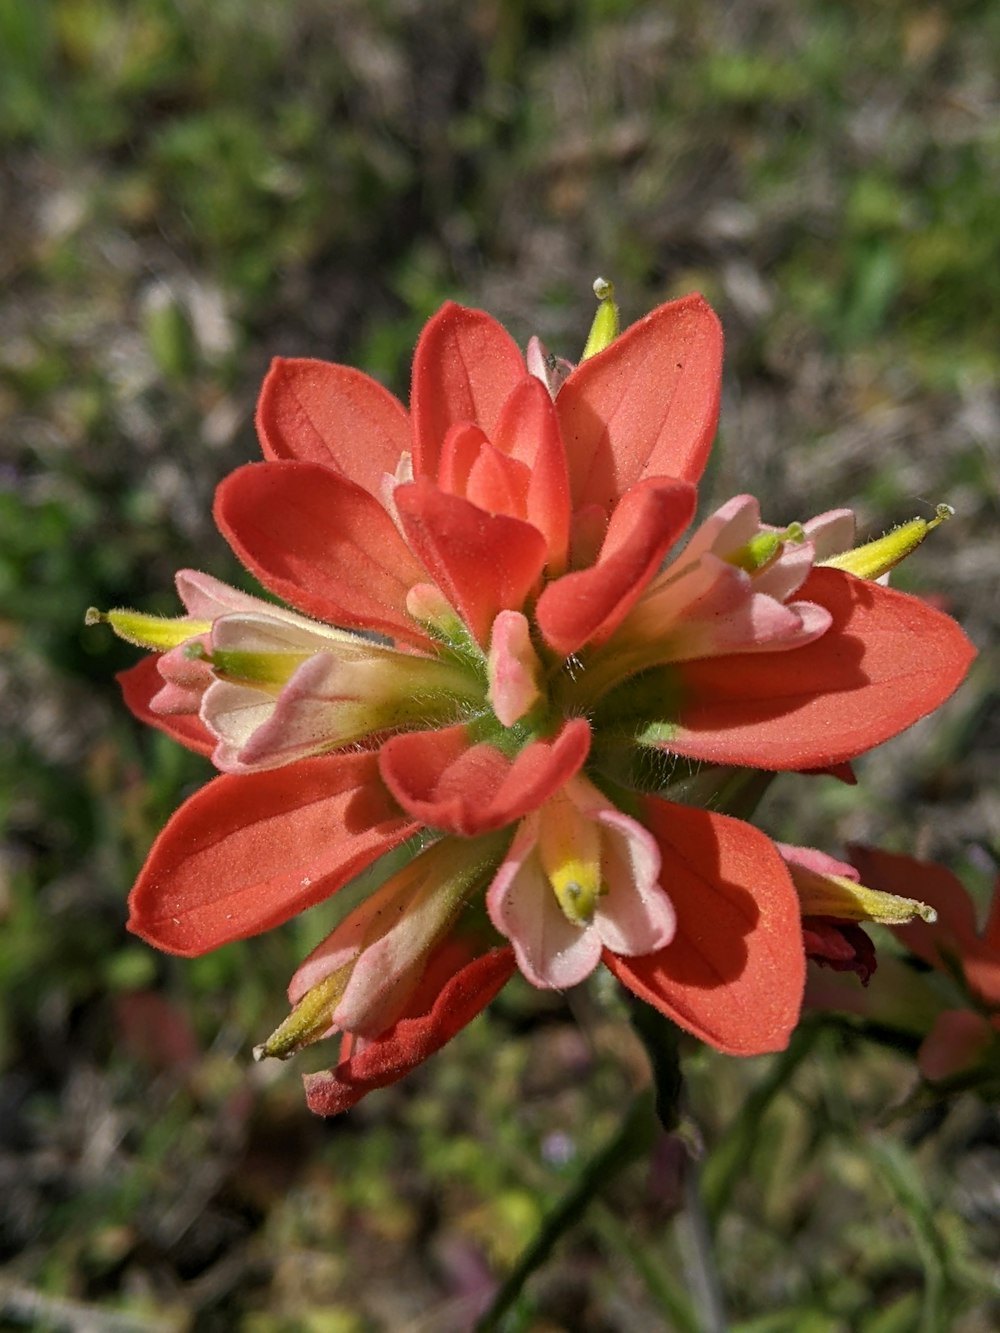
left=605, top=801, right=803, bottom=1055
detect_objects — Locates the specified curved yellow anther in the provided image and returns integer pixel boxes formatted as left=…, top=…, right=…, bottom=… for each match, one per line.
left=85, top=606, right=211, bottom=650
left=726, top=531, right=782, bottom=574
left=210, top=647, right=309, bottom=688
left=819, top=504, right=954, bottom=581
left=790, top=866, right=937, bottom=925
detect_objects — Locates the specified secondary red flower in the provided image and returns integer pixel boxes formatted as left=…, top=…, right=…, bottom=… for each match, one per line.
left=849, top=847, right=1000, bottom=1081
left=94, top=293, right=976, bottom=1113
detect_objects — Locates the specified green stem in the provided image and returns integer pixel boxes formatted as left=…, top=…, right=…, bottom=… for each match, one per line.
left=626, top=997, right=728, bottom=1329
left=474, top=1091, right=657, bottom=1332
left=676, top=1158, right=729, bottom=1333
left=590, top=1204, right=701, bottom=1332
left=626, top=994, right=683, bottom=1131
left=701, top=1019, right=823, bottom=1228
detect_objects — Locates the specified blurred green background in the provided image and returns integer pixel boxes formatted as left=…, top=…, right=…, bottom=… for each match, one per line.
left=1, top=0, right=998, bottom=1328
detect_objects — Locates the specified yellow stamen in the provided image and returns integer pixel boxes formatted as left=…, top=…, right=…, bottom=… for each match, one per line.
left=819, top=504, right=954, bottom=581
left=538, top=795, right=605, bottom=926
left=582, top=277, right=620, bottom=361
left=85, top=606, right=211, bottom=651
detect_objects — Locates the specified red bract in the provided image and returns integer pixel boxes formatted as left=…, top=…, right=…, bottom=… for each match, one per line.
left=99, top=294, right=976, bottom=1112
left=603, top=801, right=804, bottom=1055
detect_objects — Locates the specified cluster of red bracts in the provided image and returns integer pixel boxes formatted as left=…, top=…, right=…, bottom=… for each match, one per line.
left=99, top=294, right=975, bottom=1114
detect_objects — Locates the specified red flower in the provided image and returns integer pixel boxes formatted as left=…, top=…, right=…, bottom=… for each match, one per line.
left=95, top=295, right=975, bottom=1112
left=849, top=847, right=1000, bottom=1081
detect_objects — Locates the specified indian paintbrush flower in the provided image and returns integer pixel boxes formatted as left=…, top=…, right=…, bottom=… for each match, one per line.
left=91, top=286, right=976, bottom=1113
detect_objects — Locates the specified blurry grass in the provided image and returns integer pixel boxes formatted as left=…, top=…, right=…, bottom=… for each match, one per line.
left=2, top=0, right=999, bottom=1327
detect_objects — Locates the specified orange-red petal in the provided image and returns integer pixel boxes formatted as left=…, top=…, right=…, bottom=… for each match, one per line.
left=214, top=461, right=432, bottom=648
left=128, top=753, right=418, bottom=956
left=536, top=478, right=696, bottom=656
left=918, top=1010, right=996, bottom=1082
left=378, top=717, right=591, bottom=837
left=663, top=568, right=977, bottom=769
left=556, top=293, right=723, bottom=511
left=604, top=800, right=804, bottom=1055
left=394, top=477, right=547, bottom=648
left=492, top=376, right=571, bottom=572
left=410, top=302, right=525, bottom=479
left=117, top=657, right=215, bottom=756
left=984, top=879, right=1000, bottom=955
left=256, top=357, right=410, bottom=496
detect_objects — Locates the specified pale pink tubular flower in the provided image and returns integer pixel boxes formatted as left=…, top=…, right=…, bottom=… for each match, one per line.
left=571, top=496, right=837, bottom=700
left=264, top=835, right=508, bottom=1057
left=804, top=847, right=1000, bottom=1085
left=487, top=777, right=675, bottom=989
